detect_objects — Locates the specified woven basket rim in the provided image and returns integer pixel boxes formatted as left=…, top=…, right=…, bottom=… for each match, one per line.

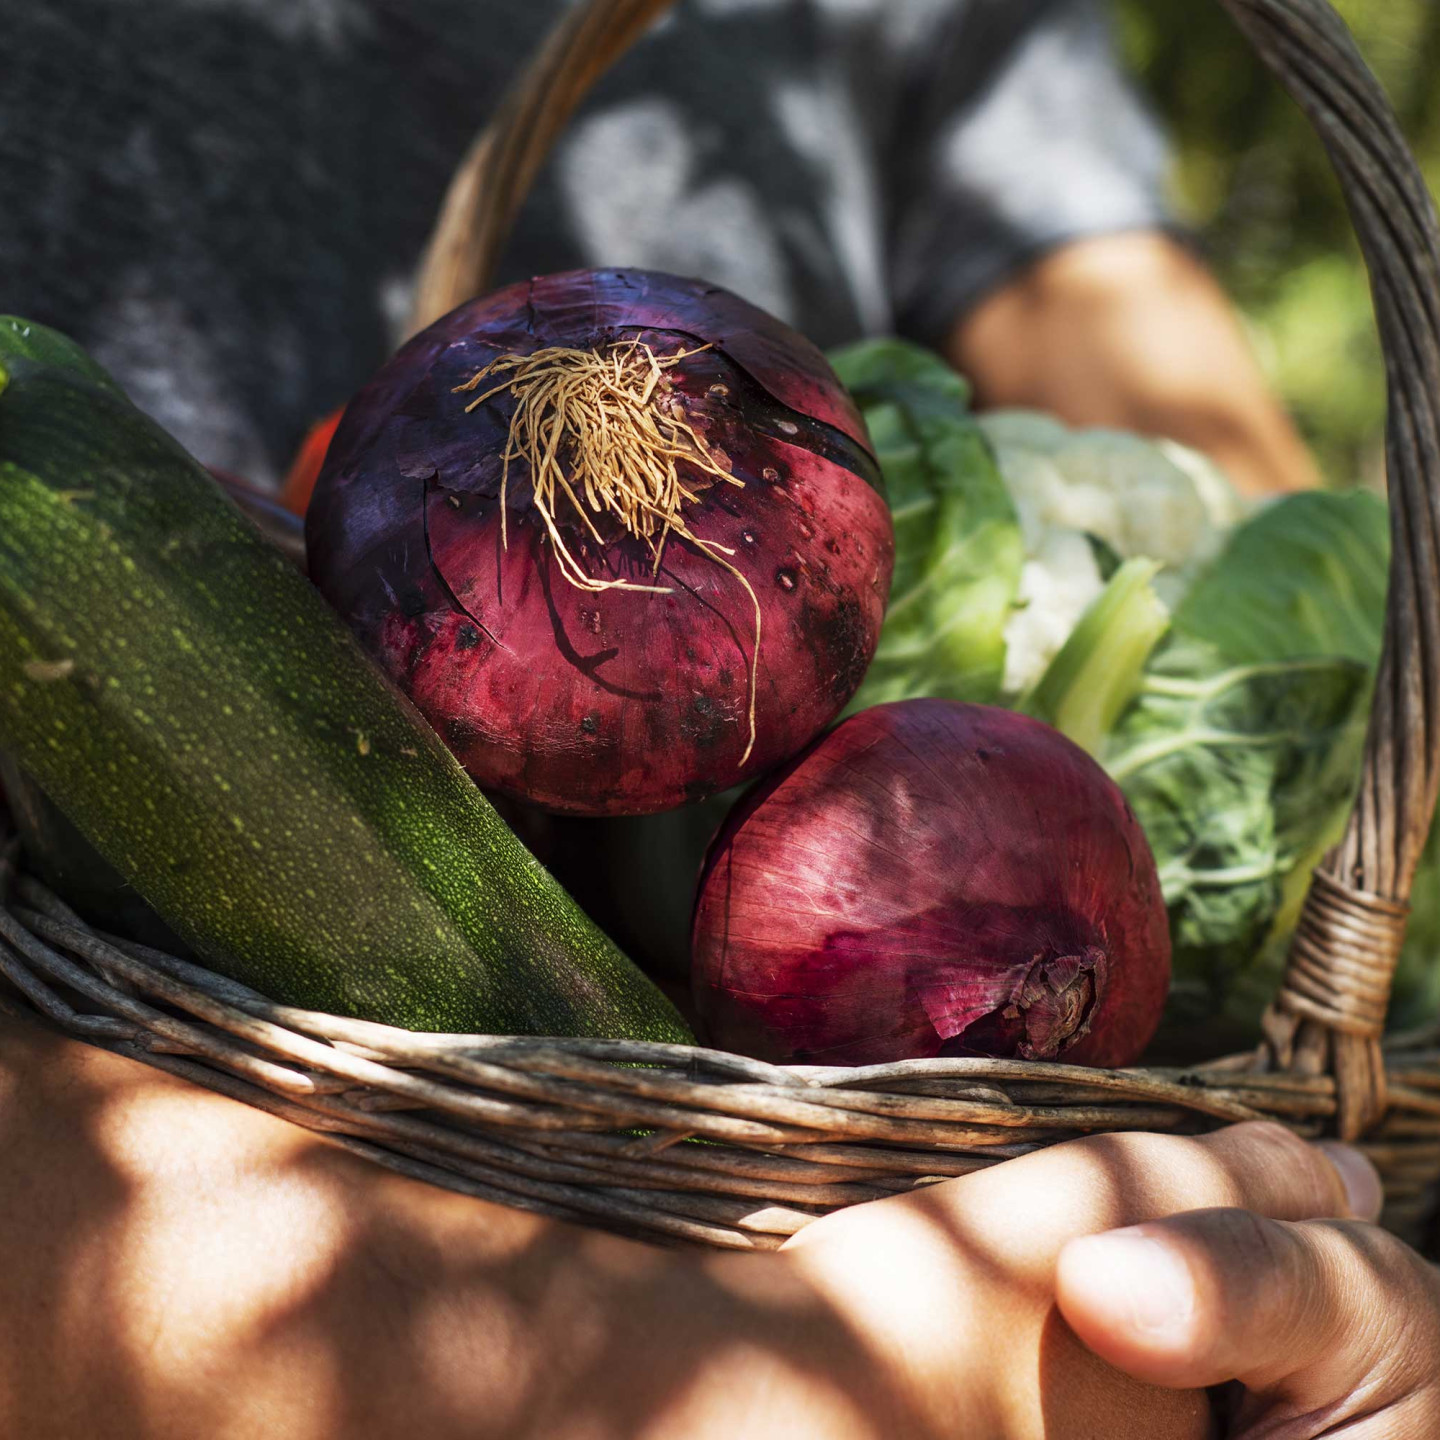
left=5, top=851, right=1440, bottom=1249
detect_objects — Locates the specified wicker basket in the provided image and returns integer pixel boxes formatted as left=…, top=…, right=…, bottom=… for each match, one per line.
left=5, top=0, right=1440, bottom=1254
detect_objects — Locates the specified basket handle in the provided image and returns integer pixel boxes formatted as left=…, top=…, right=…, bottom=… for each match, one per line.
left=1215, top=0, right=1440, bottom=1138
left=406, top=0, right=676, bottom=338
left=407, top=0, right=1440, bottom=1139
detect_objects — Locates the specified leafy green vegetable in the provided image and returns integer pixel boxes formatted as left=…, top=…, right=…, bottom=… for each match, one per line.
left=1174, top=490, right=1389, bottom=667
left=1109, top=490, right=1396, bottom=1035
left=830, top=340, right=1023, bottom=708
left=1024, top=558, right=1171, bottom=756
left=1109, top=640, right=1370, bottom=1029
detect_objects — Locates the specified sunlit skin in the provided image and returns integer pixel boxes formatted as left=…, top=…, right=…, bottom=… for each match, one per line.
left=1058, top=1209, right=1440, bottom=1436
left=950, top=232, right=1322, bottom=497
left=5, top=1006, right=1435, bottom=1440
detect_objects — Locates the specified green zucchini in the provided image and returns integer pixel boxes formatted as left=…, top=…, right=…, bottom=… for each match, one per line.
left=0, top=318, right=691, bottom=1043
left=0, top=751, right=191, bottom=954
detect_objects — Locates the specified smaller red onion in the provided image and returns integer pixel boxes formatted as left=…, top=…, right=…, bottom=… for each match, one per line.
left=691, top=699, right=1171, bottom=1067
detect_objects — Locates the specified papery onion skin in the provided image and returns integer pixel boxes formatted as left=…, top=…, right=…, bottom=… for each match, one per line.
left=307, top=269, right=894, bottom=816
left=691, top=699, right=1171, bottom=1067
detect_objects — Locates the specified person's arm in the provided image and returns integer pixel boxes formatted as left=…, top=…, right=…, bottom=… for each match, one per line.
left=946, top=231, right=1321, bottom=497
left=0, top=1014, right=906, bottom=1440
left=0, top=1010, right=1380, bottom=1440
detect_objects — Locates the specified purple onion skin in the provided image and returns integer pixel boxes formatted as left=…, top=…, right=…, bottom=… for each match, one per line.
left=307, top=269, right=894, bottom=816
left=691, top=700, right=1172, bottom=1068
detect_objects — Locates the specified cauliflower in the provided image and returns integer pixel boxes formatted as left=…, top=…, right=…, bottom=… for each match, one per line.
left=1157, top=438, right=1250, bottom=531
left=978, top=410, right=1242, bottom=693
left=1003, top=527, right=1106, bottom=697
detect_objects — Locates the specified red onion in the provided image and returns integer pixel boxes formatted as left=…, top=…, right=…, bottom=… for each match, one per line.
left=691, top=700, right=1171, bottom=1067
left=307, top=269, right=894, bottom=816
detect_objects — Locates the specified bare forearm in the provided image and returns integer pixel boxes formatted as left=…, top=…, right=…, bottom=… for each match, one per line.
left=948, top=232, right=1320, bottom=497
left=0, top=1017, right=922, bottom=1440
left=0, top=1014, right=1214, bottom=1439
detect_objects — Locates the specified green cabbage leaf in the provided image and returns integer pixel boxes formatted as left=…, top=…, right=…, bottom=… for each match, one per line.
left=830, top=340, right=1023, bottom=709
left=1022, top=557, right=1171, bottom=757
left=1104, top=492, right=1390, bottom=1040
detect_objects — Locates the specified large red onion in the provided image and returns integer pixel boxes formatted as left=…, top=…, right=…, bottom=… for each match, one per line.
left=691, top=700, right=1171, bottom=1067
left=307, top=269, right=894, bottom=816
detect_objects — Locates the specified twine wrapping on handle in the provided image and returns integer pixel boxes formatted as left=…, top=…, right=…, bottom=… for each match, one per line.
left=1274, top=869, right=1409, bottom=1037
left=406, top=0, right=678, bottom=338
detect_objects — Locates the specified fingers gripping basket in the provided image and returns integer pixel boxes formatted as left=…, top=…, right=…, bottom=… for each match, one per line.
left=5, top=0, right=1440, bottom=1253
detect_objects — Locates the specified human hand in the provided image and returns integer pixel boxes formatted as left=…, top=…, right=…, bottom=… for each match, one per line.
left=0, top=1011, right=1394, bottom=1440
left=1057, top=1186, right=1440, bottom=1437
left=783, top=1121, right=1383, bottom=1440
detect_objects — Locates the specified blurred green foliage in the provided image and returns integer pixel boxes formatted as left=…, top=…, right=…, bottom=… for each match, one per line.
left=1113, top=0, right=1440, bottom=487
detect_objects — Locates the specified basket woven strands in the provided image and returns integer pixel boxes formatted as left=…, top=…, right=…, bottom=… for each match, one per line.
left=5, top=0, right=1440, bottom=1253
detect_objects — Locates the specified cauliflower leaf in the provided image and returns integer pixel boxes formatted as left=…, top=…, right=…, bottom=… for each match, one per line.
left=831, top=340, right=1024, bottom=709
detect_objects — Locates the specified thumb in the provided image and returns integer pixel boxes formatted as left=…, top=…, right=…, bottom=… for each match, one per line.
left=1055, top=1205, right=1426, bottom=1403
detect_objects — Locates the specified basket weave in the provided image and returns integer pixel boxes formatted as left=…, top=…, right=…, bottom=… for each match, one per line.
left=6, top=0, right=1440, bottom=1252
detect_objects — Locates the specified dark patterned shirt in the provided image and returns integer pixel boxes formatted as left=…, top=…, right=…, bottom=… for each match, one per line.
left=3, top=0, right=1169, bottom=483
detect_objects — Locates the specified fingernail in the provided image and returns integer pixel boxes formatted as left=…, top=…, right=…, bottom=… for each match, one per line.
left=1316, top=1141, right=1384, bottom=1221
left=1063, top=1230, right=1196, bottom=1341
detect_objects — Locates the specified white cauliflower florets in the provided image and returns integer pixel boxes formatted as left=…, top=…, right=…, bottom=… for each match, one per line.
left=1157, top=439, right=1251, bottom=531
left=974, top=409, right=1071, bottom=455
left=977, top=411, right=1242, bottom=694
left=1003, top=529, right=1106, bottom=696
